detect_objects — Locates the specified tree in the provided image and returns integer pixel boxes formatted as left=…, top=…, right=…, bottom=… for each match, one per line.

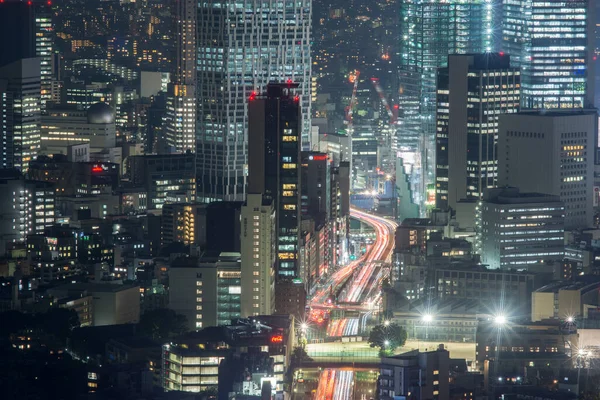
left=368, top=322, right=407, bottom=356
left=138, top=308, right=188, bottom=340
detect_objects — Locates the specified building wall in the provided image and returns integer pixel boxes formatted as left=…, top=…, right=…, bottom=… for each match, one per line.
left=169, top=266, right=204, bottom=331
left=240, top=194, right=275, bottom=318
left=531, top=292, right=555, bottom=322
left=498, top=112, right=597, bottom=229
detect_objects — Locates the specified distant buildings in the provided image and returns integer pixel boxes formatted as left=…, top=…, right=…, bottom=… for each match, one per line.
left=480, top=187, right=565, bottom=270
left=498, top=110, right=597, bottom=229
left=502, top=0, right=595, bottom=109
left=435, top=53, right=520, bottom=210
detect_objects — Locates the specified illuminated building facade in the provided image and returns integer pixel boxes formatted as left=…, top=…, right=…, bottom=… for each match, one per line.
left=0, top=1, right=54, bottom=111
left=164, top=0, right=196, bottom=153
left=248, top=84, right=302, bottom=278
left=502, top=0, right=596, bottom=109
left=0, top=58, right=41, bottom=172
left=498, top=110, right=597, bottom=229
left=480, top=187, right=565, bottom=270
left=398, top=0, right=499, bottom=202
left=127, top=153, right=196, bottom=210
left=240, top=194, right=276, bottom=317
left=0, top=170, right=55, bottom=254
left=196, top=0, right=311, bottom=202
left=435, top=53, right=520, bottom=210
left=168, top=253, right=242, bottom=330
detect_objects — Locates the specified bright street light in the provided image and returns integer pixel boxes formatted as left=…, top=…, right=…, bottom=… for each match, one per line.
left=384, top=340, right=390, bottom=347
left=384, top=320, right=390, bottom=327
left=566, top=316, right=575, bottom=323
left=422, top=314, right=433, bottom=323
left=494, top=315, right=507, bottom=325
left=300, top=323, right=308, bottom=331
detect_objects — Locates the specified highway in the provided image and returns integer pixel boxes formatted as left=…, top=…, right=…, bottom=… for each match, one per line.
left=310, top=207, right=398, bottom=313
left=304, top=208, right=397, bottom=398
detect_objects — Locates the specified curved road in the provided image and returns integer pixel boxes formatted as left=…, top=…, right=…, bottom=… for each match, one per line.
left=311, top=207, right=398, bottom=311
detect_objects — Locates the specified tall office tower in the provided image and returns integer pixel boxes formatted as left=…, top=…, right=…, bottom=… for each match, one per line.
left=248, top=83, right=301, bottom=278
left=503, top=0, right=595, bottom=109
left=398, top=0, right=499, bottom=205
left=0, top=59, right=41, bottom=172
left=240, top=194, right=276, bottom=317
left=164, top=0, right=196, bottom=153
left=435, top=54, right=520, bottom=210
left=0, top=1, right=54, bottom=111
left=498, top=110, right=598, bottom=229
left=196, top=0, right=311, bottom=202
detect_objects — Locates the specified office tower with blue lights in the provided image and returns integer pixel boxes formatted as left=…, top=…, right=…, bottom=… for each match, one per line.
left=435, top=53, right=520, bottom=211
left=196, top=0, right=311, bottom=202
left=164, top=0, right=196, bottom=153
left=398, top=0, right=499, bottom=206
left=502, top=0, right=596, bottom=109
left=248, top=83, right=302, bottom=279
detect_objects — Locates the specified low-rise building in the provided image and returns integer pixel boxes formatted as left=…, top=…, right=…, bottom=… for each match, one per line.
left=48, top=283, right=140, bottom=326
left=379, top=345, right=450, bottom=400
left=532, top=280, right=600, bottom=322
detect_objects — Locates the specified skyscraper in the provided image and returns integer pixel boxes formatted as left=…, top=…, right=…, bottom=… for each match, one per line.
left=435, top=53, right=520, bottom=210
left=248, top=83, right=301, bottom=278
left=164, top=0, right=196, bottom=153
left=0, top=1, right=54, bottom=111
left=502, top=0, right=595, bottom=109
left=196, top=0, right=311, bottom=202
left=0, top=59, right=42, bottom=172
left=398, top=0, right=499, bottom=205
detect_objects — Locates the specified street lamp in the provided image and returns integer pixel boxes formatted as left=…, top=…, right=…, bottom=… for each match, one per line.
left=384, top=320, right=390, bottom=327
left=422, top=314, right=433, bottom=323
left=494, top=315, right=507, bottom=326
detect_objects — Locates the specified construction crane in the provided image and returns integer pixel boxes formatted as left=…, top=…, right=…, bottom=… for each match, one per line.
left=370, top=77, right=397, bottom=125
left=345, top=70, right=360, bottom=135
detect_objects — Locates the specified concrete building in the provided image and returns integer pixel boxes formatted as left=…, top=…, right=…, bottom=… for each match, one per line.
left=0, top=171, right=54, bottom=255
left=0, top=58, right=41, bottom=172
left=532, top=280, right=600, bottom=322
left=169, top=253, right=242, bottom=331
left=240, top=194, right=276, bottom=318
left=480, top=187, right=565, bottom=270
left=48, top=283, right=140, bottom=326
left=126, top=153, right=195, bottom=210
left=379, top=346, right=450, bottom=400
left=498, top=110, right=598, bottom=229
left=40, top=103, right=116, bottom=154
left=435, top=53, right=520, bottom=210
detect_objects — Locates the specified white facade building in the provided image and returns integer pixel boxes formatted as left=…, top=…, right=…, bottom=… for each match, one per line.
left=480, top=187, right=565, bottom=270
left=240, top=194, right=276, bottom=318
left=498, top=110, right=597, bottom=229
left=196, top=0, right=312, bottom=202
